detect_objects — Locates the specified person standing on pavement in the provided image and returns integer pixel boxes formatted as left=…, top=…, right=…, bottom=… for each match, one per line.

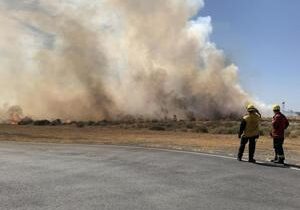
left=237, top=104, right=261, bottom=163
left=270, top=105, right=289, bottom=164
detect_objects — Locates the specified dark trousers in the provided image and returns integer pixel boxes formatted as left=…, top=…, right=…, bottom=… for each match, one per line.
left=238, top=137, right=256, bottom=160
left=273, top=138, right=285, bottom=160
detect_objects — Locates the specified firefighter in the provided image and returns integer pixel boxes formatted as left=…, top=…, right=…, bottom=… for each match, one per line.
left=270, top=105, right=289, bottom=164
left=237, top=104, right=261, bottom=163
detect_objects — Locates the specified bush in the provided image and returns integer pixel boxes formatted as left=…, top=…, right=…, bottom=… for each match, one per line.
left=149, top=126, right=166, bottom=131
left=96, top=120, right=109, bottom=126
left=18, top=117, right=34, bottom=125
left=164, top=123, right=175, bottom=128
left=193, top=125, right=208, bottom=133
left=51, top=119, right=62, bottom=126
left=186, top=123, right=195, bottom=129
left=87, top=121, right=96, bottom=126
left=33, top=120, right=51, bottom=126
left=76, top=121, right=85, bottom=128
left=259, top=126, right=271, bottom=136
left=210, top=125, right=239, bottom=135
left=289, top=130, right=300, bottom=138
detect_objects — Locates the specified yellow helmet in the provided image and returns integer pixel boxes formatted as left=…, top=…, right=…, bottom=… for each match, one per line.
left=273, top=104, right=281, bottom=111
left=247, top=104, right=256, bottom=112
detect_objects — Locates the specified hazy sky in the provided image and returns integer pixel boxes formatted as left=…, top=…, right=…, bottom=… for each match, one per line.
left=1, top=0, right=299, bottom=112
left=201, top=0, right=300, bottom=111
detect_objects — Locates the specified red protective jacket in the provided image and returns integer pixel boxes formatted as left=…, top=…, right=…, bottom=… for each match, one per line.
left=272, top=112, right=289, bottom=138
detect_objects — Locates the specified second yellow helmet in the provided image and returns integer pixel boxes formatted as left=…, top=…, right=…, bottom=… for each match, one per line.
left=273, top=104, right=281, bottom=111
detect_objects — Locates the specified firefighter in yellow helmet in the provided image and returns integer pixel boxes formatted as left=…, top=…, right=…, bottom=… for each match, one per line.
left=270, top=104, right=289, bottom=164
left=237, top=104, right=261, bottom=162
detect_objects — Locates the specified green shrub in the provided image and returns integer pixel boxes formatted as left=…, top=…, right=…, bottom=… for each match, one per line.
left=193, top=125, right=208, bottom=133
left=186, top=123, right=195, bottom=129
left=149, top=126, right=166, bottom=131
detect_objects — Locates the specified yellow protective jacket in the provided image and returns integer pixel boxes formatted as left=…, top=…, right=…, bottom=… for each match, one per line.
left=239, top=113, right=261, bottom=138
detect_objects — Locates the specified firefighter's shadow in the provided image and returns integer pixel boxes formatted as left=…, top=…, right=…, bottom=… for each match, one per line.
left=255, top=161, right=300, bottom=170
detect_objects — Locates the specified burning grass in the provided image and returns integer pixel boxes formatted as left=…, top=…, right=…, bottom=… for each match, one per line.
left=11, top=117, right=300, bottom=138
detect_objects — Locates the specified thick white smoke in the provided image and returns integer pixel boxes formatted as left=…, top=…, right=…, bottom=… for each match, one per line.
left=0, top=0, right=256, bottom=121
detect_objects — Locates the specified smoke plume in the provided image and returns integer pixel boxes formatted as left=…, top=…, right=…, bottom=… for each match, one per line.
left=0, top=0, right=253, bottom=121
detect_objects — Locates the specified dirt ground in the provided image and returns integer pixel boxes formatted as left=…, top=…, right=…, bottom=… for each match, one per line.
left=1, top=124, right=300, bottom=164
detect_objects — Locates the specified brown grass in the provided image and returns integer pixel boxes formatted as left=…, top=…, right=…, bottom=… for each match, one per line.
left=1, top=124, right=300, bottom=164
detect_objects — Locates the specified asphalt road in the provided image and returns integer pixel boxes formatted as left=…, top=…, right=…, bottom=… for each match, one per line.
left=0, top=142, right=299, bottom=210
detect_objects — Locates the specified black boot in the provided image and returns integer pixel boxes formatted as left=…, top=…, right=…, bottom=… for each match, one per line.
left=270, top=156, right=278, bottom=162
left=248, top=159, right=256, bottom=163
left=271, top=152, right=278, bottom=162
left=274, top=158, right=284, bottom=164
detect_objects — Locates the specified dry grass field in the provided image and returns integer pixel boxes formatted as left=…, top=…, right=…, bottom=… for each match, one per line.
left=1, top=119, right=300, bottom=164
